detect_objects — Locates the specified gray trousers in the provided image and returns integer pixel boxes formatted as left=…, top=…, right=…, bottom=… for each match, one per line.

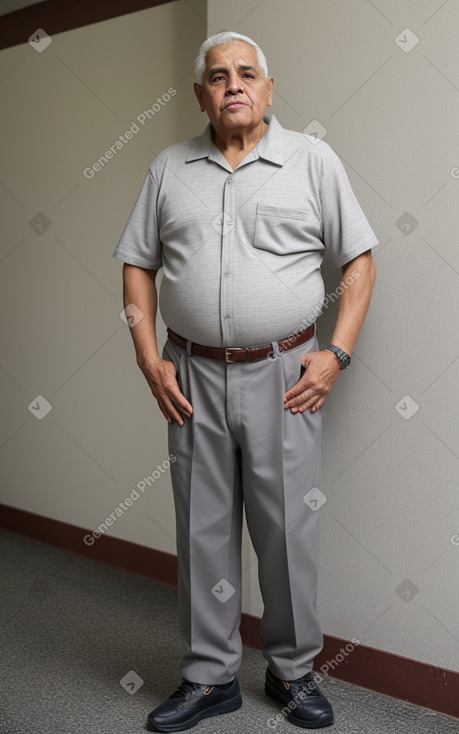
left=163, top=333, right=324, bottom=685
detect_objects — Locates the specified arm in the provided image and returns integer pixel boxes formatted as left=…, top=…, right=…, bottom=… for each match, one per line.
left=283, top=249, right=376, bottom=413
left=122, top=263, right=193, bottom=425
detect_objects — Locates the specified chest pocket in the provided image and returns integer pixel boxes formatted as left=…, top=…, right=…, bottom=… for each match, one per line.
left=253, top=204, right=311, bottom=255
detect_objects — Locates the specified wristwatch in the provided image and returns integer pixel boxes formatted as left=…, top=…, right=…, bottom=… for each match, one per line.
left=326, top=345, right=351, bottom=370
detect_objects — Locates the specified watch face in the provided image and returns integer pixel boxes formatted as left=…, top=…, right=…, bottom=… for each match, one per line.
left=341, top=354, right=351, bottom=368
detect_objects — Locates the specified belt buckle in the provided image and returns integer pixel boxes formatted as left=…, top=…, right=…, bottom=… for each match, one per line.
left=225, top=347, right=245, bottom=363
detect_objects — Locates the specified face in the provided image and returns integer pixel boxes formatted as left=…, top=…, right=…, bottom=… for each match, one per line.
left=194, top=41, right=274, bottom=134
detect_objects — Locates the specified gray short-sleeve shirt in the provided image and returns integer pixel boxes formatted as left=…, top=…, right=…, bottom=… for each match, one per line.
left=113, top=115, right=378, bottom=347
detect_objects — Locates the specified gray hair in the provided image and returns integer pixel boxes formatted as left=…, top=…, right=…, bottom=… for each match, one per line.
left=194, top=31, right=269, bottom=84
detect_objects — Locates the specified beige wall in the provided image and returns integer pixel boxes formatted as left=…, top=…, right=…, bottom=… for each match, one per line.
left=1, top=0, right=458, bottom=676
left=207, top=0, right=459, bottom=672
left=0, top=0, right=207, bottom=555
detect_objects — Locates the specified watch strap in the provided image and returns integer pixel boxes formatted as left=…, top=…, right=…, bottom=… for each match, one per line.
left=326, top=345, right=351, bottom=370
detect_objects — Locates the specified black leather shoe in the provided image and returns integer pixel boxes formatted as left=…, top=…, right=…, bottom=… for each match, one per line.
left=265, top=668, right=334, bottom=728
left=147, top=677, right=242, bottom=732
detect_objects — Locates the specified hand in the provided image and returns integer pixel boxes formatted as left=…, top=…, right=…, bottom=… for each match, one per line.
left=284, top=350, right=340, bottom=414
left=138, top=355, right=192, bottom=425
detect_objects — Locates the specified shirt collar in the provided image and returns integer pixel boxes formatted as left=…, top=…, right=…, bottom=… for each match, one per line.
left=185, top=114, right=285, bottom=167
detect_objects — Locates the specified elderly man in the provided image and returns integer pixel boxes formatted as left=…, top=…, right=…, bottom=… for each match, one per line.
left=114, top=31, right=377, bottom=732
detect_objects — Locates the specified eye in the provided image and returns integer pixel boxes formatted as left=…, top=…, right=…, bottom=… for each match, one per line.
left=242, top=73, right=255, bottom=78
left=211, top=75, right=225, bottom=82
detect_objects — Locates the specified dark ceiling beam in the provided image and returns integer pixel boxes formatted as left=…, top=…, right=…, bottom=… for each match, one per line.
left=0, top=0, right=177, bottom=51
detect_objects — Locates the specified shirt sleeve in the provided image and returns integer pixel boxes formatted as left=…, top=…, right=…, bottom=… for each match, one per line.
left=112, top=167, right=162, bottom=270
left=320, top=152, right=378, bottom=268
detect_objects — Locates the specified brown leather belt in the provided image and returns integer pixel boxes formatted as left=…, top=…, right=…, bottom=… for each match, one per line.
left=166, top=323, right=315, bottom=363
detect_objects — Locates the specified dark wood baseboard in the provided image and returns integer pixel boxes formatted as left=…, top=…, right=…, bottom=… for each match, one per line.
left=1, top=503, right=458, bottom=719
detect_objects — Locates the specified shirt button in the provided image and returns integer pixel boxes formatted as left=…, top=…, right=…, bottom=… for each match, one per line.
left=223, top=313, right=231, bottom=319
left=227, top=178, right=233, bottom=185
left=224, top=271, right=231, bottom=277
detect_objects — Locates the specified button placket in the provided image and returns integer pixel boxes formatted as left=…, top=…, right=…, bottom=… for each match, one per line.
left=220, top=175, right=236, bottom=343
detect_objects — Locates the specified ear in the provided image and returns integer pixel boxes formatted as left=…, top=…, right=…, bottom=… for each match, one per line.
left=194, top=83, right=205, bottom=112
left=266, top=76, right=274, bottom=107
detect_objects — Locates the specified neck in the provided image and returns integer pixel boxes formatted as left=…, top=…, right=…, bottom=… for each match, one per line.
left=211, top=120, right=268, bottom=154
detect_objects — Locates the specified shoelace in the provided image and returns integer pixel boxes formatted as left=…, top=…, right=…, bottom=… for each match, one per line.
left=169, top=681, right=208, bottom=702
left=283, top=673, right=321, bottom=699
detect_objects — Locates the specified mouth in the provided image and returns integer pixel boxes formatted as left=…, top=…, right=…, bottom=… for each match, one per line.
left=224, top=101, right=245, bottom=109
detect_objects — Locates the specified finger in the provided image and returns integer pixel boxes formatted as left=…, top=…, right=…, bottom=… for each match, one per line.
left=147, top=374, right=193, bottom=418
left=288, top=392, right=322, bottom=412
left=159, top=395, right=185, bottom=426
left=308, top=396, right=325, bottom=413
left=284, top=376, right=310, bottom=403
left=169, top=388, right=193, bottom=416
left=166, top=384, right=195, bottom=420
left=298, top=395, right=326, bottom=413
left=162, top=410, right=173, bottom=424
left=157, top=400, right=173, bottom=424
left=159, top=371, right=193, bottom=415
left=284, top=383, right=315, bottom=408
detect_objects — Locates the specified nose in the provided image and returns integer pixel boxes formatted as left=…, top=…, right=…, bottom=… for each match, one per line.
left=226, top=72, right=243, bottom=95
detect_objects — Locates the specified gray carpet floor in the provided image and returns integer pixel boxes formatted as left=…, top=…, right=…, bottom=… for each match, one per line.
left=1, top=528, right=458, bottom=734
